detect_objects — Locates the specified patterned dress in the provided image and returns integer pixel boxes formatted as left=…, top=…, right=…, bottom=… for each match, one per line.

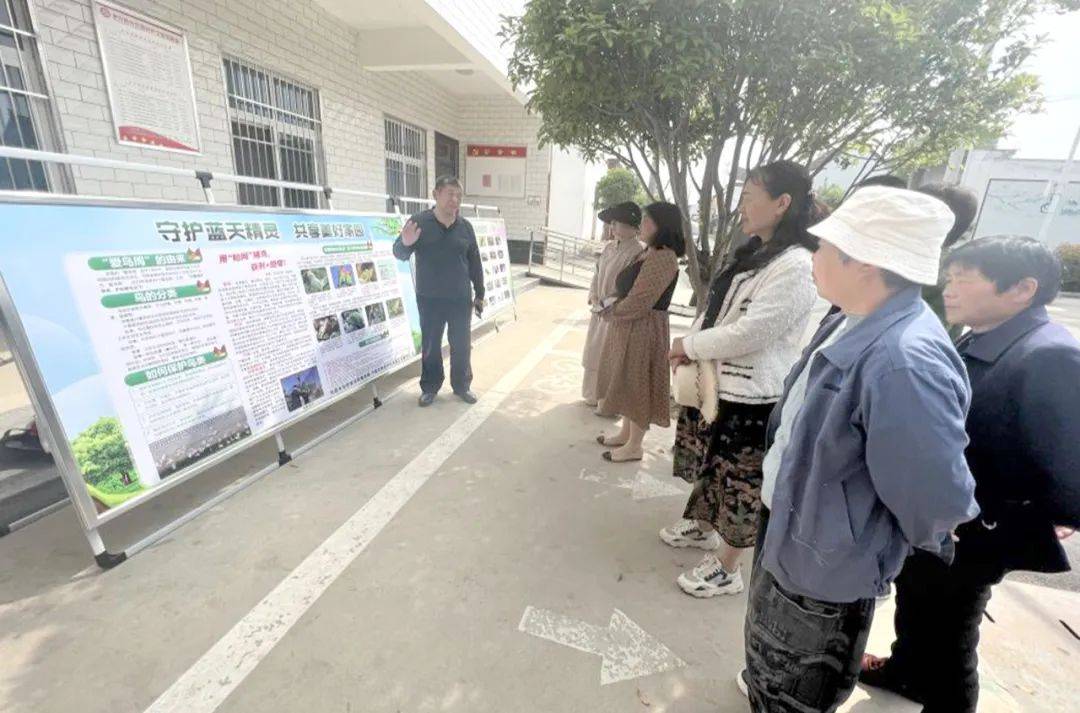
left=582, top=235, right=645, bottom=402
left=673, top=401, right=774, bottom=548
left=671, top=241, right=779, bottom=548
left=594, top=248, right=679, bottom=428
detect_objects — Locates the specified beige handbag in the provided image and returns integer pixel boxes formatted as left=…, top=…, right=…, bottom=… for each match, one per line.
left=672, top=359, right=719, bottom=423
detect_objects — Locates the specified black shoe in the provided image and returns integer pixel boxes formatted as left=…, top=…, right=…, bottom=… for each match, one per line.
left=858, top=656, right=924, bottom=704
left=455, top=390, right=478, bottom=404
left=418, top=393, right=437, bottom=407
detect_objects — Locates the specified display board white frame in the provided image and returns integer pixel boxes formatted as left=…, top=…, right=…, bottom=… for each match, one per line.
left=0, top=194, right=513, bottom=566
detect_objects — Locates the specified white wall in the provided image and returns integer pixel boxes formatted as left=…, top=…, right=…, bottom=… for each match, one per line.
left=28, top=0, right=566, bottom=242
left=958, top=149, right=1080, bottom=248
left=545, top=147, right=590, bottom=238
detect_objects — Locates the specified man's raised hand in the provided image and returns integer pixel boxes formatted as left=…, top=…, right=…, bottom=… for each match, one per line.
left=401, top=219, right=421, bottom=246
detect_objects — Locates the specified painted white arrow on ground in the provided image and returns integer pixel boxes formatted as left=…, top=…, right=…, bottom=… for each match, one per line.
left=518, top=606, right=687, bottom=685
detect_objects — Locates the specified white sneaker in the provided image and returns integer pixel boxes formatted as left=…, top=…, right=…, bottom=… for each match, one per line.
left=688, top=553, right=724, bottom=579
left=659, top=519, right=721, bottom=550
left=677, top=555, right=744, bottom=597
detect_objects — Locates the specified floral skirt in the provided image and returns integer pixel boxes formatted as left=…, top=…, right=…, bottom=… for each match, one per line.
left=672, top=400, right=775, bottom=548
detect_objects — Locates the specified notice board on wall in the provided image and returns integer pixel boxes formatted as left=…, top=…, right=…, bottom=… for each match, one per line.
left=92, top=0, right=202, bottom=153
left=465, top=145, right=527, bottom=199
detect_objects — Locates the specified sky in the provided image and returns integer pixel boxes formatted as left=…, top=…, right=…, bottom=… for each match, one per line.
left=1002, top=8, right=1080, bottom=159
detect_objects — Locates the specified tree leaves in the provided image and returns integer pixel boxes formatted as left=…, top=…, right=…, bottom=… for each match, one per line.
left=504, top=0, right=1052, bottom=297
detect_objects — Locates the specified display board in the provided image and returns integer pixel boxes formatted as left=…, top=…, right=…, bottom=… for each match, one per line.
left=0, top=200, right=512, bottom=530
left=472, top=217, right=514, bottom=318
left=92, top=0, right=202, bottom=153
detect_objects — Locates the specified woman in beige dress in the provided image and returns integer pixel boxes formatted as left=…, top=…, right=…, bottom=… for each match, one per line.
left=583, top=202, right=643, bottom=413
left=594, top=202, right=685, bottom=462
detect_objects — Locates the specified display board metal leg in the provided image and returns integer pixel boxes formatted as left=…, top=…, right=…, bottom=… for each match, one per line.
left=88, top=527, right=126, bottom=569
left=275, top=433, right=292, bottom=465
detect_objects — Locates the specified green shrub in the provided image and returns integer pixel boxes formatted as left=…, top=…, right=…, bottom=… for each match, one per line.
left=1056, top=244, right=1080, bottom=293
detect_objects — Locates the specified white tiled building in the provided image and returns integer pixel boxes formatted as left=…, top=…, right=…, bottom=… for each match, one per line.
left=2, top=0, right=593, bottom=248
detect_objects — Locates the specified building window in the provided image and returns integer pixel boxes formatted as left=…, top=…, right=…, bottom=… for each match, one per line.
left=224, top=58, right=324, bottom=209
left=0, top=0, right=64, bottom=191
left=385, top=116, right=427, bottom=209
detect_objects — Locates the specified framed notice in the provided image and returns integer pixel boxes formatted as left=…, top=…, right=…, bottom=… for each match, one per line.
left=465, top=145, right=527, bottom=198
left=92, top=0, right=201, bottom=154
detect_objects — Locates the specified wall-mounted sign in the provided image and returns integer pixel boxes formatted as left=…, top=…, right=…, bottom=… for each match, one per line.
left=465, top=144, right=527, bottom=198
left=92, top=0, right=202, bottom=154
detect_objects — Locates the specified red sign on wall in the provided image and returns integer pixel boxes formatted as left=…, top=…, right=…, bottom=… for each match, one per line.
left=467, top=145, right=527, bottom=158
left=466, top=145, right=527, bottom=198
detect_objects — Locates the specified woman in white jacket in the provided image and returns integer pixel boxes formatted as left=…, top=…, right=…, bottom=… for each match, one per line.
left=661, top=160, right=827, bottom=598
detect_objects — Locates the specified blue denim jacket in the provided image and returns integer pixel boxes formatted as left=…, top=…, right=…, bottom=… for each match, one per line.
left=761, top=287, right=980, bottom=603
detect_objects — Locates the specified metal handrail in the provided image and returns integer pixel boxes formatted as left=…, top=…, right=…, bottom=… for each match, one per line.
left=525, top=225, right=695, bottom=316
left=527, top=225, right=595, bottom=243
left=0, top=146, right=501, bottom=214
left=526, top=226, right=604, bottom=285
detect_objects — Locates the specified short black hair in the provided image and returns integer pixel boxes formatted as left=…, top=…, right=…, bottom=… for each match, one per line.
left=943, top=235, right=1062, bottom=307
left=857, top=174, right=907, bottom=190
left=642, top=202, right=687, bottom=257
left=916, top=183, right=979, bottom=248
left=434, top=175, right=462, bottom=191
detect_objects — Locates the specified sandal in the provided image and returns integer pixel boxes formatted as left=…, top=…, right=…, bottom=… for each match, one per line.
left=596, top=434, right=627, bottom=447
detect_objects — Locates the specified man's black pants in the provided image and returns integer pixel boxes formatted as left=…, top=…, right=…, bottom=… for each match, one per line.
left=418, top=296, right=472, bottom=396
left=884, top=549, right=994, bottom=713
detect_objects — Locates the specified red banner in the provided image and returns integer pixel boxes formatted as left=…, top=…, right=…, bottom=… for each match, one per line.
left=467, top=145, right=527, bottom=158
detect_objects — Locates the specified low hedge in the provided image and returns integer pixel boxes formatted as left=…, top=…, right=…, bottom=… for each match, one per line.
left=1056, top=243, right=1080, bottom=292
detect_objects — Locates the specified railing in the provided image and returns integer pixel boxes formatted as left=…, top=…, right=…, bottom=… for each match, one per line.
left=0, top=146, right=501, bottom=216
left=525, top=225, right=697, bottom=316
left=525, top=226, right=604, bottom=287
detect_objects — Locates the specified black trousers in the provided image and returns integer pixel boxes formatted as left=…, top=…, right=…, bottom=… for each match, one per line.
left=885, top=549, right=995, bottom=713
left=745, top=509, right=876, bottom=713
left=418, top=296, right=472, bottom=395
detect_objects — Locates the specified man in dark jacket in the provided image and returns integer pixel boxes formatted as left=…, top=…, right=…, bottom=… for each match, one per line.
left=861, top=235, right=1080, bottom=712
left=393, top=176, right=485, bottom=407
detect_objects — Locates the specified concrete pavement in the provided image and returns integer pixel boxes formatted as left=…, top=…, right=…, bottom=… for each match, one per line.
left=0, top=285, right=1077, bottom=712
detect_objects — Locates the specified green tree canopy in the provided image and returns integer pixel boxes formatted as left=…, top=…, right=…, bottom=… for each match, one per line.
left=594, top=166, right=647, bottom=209
left=504, top=0, right=1076, bottom=299
left=816, top=183, right=847, bottom=212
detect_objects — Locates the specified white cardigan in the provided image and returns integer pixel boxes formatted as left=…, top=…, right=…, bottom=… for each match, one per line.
left=683, top=246, right=818, bottom=404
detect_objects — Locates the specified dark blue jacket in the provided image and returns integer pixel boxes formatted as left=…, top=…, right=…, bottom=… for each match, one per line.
left=392, top=210, right=484, bottom=302
left=954, top=306, right=1080, bottom=579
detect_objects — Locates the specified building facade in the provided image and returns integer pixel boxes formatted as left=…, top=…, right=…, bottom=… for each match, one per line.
left=1, top=0, right=590, bottom=244
left=934, top=148, right=1079, bottom=249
